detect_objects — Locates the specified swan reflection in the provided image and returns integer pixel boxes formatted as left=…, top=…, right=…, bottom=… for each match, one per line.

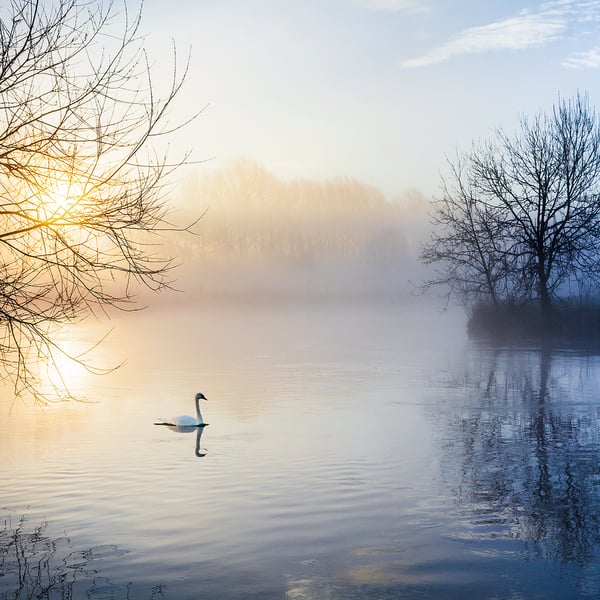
left=164, top=424, right=208, bottom=457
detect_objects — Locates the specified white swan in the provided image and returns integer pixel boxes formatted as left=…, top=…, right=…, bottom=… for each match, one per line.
left=154, top=392, right=209, bottom=427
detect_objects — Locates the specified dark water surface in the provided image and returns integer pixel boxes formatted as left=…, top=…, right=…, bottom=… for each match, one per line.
left=2, top=301, right=600, bottom=599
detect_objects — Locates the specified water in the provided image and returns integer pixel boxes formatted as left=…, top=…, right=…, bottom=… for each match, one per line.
left=2, top=301, right=600, bottom=599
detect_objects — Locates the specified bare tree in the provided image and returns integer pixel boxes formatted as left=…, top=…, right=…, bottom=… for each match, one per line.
left=423, top=93, right=600, bottom=316
left=421, top=155, right=525, bottom=308
left=0, top=0, right=195, bottom=401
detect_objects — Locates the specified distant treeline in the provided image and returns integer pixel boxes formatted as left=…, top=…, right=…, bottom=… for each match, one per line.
left=165, top=159, right=431, bottom=299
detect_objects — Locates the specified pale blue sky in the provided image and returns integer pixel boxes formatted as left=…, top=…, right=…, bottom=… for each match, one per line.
left=142, top=0, right=600, bottom=198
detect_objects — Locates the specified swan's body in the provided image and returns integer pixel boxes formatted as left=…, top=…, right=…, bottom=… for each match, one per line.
left=169, top=415, right=202, bottom=427
left=155, top=392, right=208, bottom=427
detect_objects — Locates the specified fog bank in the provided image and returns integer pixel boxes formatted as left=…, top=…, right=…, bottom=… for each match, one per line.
left=163, top=159, right=433, bottom=302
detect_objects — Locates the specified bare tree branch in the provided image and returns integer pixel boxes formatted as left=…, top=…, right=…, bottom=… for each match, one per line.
left=0, top=0, right=195, bottom=402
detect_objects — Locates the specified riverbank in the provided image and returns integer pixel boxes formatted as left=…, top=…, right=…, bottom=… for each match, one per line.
left=467, top=301, right=600, bottom=345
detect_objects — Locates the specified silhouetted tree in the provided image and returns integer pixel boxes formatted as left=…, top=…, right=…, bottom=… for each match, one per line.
left=423, top=93, right=600, bottom=315
left=0, top=0, right=194, bottom=400
left=421, top=155, right=524, bottom=307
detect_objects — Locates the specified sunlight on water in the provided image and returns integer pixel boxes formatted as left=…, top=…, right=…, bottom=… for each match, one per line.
left=2, top=302, right=600, bottom=599
left=39, top=337, right=95, bottom=398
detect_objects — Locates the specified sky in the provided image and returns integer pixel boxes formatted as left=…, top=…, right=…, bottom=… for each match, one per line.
left=141, top=0, right=600, bottom=199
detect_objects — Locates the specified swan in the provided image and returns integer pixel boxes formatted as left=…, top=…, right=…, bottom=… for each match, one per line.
left=154, top=392, right=209, bottom=427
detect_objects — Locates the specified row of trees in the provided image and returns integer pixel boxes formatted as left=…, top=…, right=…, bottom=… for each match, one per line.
left=422, top=93, right=600, bottom=317
left=163, top=160, right=431, bottom=299
left=173, top=159, right=426, bottom=263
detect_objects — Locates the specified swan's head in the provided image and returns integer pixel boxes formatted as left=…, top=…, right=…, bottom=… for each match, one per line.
left=195, top=392, right=207, bottom=401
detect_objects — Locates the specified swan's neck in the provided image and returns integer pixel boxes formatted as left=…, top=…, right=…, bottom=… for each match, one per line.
left=195, top=397, right=204, bottom=425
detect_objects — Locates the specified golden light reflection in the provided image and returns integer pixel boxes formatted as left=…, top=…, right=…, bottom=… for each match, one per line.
left=36, top=320, right=117, bottom=402
left=40, top=338, right=91, bottom=399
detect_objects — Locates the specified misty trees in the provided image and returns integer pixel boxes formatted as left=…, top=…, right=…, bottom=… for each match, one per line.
left=178, top=159, right=405, bottom=263
left=0, top=0, right=193, bottom=400
left=422, top=93, right=600, bottom=317
left=167, top=160, right=427, bottom=299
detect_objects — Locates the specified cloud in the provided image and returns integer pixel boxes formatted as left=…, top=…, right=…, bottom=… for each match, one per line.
left=402, top=13, right=565, bottom=67
left=360, top=0, right=428, bottom=12
left=540, top=0, right=600, bottom=22
left=562, top=47, right=600, bottom=68
left=401, top=0, right=600, bottom=68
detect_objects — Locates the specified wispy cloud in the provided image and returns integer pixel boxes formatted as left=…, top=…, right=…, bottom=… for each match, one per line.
left=540, top=0, right=600, bottom=22
left=562, top=47, right=600, bottom=68
left=402, top=0, right=600, bottom=68
left=360, top=0, right=428, bottom=13
left=403, top=13, right=565, bottom=67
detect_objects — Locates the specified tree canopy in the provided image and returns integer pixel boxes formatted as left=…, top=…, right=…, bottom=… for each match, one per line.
left=422, top=93, right=600, bottom=317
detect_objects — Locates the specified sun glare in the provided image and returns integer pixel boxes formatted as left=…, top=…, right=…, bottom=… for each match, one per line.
left=40, top=336, right=94, bottom=400
left=41, top=181, right=84, bottom=218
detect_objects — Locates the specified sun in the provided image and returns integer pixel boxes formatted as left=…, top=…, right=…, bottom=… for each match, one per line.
left=40, top=180, right=83, bottom=218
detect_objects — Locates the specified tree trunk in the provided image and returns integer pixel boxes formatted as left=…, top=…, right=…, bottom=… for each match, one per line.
left=538, top=273, right=552, bottom=317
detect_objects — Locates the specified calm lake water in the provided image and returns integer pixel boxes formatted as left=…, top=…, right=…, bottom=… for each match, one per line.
left=2, top=300, right=600, bottom=599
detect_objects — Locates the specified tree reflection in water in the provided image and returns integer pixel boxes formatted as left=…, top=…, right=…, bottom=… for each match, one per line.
left=438, top=343, right=600, bottom=581
left=0, top=516, right=166, bottom=600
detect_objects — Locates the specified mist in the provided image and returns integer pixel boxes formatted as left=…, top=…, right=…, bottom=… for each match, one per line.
left=163, top=159, right=433, bottom=303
